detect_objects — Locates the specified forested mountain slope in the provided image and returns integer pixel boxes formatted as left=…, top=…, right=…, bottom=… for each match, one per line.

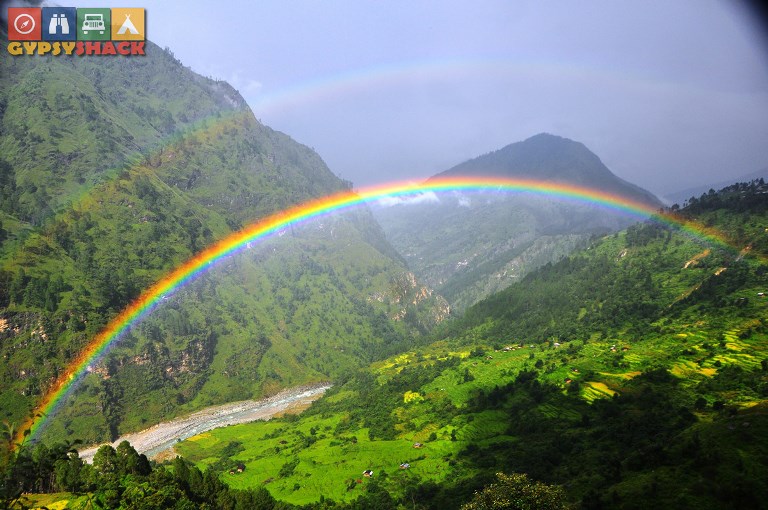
left=178, top=181, right=768, bottom=509
left=0, top=39, right=446, bottom=444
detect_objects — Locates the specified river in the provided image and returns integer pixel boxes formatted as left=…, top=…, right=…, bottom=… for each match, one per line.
left=79, top=383, right=331, bottom=462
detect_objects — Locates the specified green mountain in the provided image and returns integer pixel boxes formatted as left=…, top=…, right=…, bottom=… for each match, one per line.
left=0, top=39, right=446, bottom=443
left=175, top=181, right=768, bottom=509
left=374, top=133, right=663, bottom=312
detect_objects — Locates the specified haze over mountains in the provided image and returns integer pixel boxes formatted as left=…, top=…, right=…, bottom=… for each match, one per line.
left=374, top=133, right=662, bottom=312
left=664, top=166, right=768, bottom=206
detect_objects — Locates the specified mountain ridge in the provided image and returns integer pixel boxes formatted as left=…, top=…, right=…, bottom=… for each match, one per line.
left=375, top=133, right=663, bottom=312
left=435, top=133, right=662, bottom=207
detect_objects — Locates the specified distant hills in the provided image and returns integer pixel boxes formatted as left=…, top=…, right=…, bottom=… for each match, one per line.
left=374, top=133, right=663, bottom=312
left=664, top=166, right=768, bottom=206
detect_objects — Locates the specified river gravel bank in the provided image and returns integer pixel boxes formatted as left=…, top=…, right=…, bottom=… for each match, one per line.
left=79, top=383, right=331, bottom=462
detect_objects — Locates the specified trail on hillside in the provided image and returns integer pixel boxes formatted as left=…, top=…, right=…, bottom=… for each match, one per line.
left=79, top=383, right=331, bottom=462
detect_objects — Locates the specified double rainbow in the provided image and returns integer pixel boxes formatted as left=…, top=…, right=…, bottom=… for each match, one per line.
left=21, top=176, right=734, bottom=442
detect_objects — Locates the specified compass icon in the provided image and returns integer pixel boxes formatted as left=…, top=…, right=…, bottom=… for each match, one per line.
left=14, top=13, right=36, bottom=35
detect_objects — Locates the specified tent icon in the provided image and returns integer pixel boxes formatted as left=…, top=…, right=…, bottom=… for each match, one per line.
left=117, top=13, right=139, bottom=35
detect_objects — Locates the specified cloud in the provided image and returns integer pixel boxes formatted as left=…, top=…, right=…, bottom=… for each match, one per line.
left=227, top=71, right=263, bottom=95
left=374, top=191, right=440, bottom=207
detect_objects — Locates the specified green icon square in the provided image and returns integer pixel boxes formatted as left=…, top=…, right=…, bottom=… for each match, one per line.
left=77, top=8, right=111, bottom=41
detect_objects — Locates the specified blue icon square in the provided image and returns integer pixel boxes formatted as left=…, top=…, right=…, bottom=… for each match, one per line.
left=42, top=7, right=77, bottom=41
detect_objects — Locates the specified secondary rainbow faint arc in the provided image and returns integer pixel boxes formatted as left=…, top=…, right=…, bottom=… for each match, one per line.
left=21, top=176, right=733, bottom=442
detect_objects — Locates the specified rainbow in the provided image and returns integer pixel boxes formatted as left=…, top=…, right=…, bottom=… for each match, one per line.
left=249, top=57, right=658, bottom=119
left=21, top=176, right=738, bottom=442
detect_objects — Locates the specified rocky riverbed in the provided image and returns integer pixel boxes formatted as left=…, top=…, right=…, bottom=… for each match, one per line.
left=79, top=383, right=331, bottom=462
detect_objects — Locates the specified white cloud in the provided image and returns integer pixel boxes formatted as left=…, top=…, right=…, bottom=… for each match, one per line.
left=374, top=191, right=440, bottom=207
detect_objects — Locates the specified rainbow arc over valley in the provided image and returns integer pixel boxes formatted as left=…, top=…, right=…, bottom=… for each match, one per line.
left=21, top=176, right=741, bottom=442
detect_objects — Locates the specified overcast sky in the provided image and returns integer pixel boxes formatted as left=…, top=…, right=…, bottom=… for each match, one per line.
left=58, top=1, right=768, bottom=194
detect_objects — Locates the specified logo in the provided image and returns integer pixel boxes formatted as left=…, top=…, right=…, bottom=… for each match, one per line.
left=8, top=7, right=42, bottom=41
left=6, top=7, right=146, bottom=56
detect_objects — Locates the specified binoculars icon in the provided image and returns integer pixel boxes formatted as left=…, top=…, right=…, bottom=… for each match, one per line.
left=49, top=13, right=70, bottom=35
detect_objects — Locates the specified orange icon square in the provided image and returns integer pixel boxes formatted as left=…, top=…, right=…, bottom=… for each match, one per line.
left=111, top=8, right=144, bottom=41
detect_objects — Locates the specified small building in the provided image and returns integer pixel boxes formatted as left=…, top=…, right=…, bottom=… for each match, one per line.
left=363, top=470, right=374, bottom=478
left=413, top=442, right=424, bottom=449
left=400, top=463, right=411, bottom=469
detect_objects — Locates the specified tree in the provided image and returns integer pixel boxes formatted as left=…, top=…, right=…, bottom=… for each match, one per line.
left=116, top=440, right=150, bottom=476
left=91, top=445, right=118, bottom=479
left=54, top=452, right=83, bottom=493
left=461, top=472, right=568, bottom=510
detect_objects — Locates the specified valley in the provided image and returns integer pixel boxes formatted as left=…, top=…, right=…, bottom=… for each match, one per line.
left=1, top=9, right=767, bottom=509
left=169, top=183, right=768, bottom=508
left=78, top=383, right=331, bottom=463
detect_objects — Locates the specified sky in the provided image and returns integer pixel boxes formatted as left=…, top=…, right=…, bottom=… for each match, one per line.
left=17, top=0, right=768, bottom=196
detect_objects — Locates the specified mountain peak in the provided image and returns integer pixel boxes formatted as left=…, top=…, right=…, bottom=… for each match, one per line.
left=435, top=134, right=661, bottom=206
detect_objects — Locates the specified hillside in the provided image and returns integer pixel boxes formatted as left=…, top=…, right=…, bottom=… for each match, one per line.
left=0, top=40, right=446, bottom=444
left=374, top=134, right=663, bottom=312
left=174, top=181, right=768, bottom=509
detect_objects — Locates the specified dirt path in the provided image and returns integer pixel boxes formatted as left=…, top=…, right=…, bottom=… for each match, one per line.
left=79, top=383, right=331, bottom=462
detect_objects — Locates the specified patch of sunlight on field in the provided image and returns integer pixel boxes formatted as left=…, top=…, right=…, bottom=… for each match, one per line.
left=376, top=353, right=414, bottom=371
left=24, top=493, right=83, bottom=510
left=598, top=371, right=641, bottom=380
left=671, top=360, right=718, bottom=378
left=183, top=432, right=220, bottom=451
left=712, top=353, right=760, bottom=368
left=582, top=381, right=617, bottom=402
left=724, top=336, right=752, bottom=351
left=671, top=360, right=700, bottom=377
left=32, top=500, right=68, bottom=510
left=623, top=353, right=644, bottom=364
left=224, top=435, right=459, bottom=505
